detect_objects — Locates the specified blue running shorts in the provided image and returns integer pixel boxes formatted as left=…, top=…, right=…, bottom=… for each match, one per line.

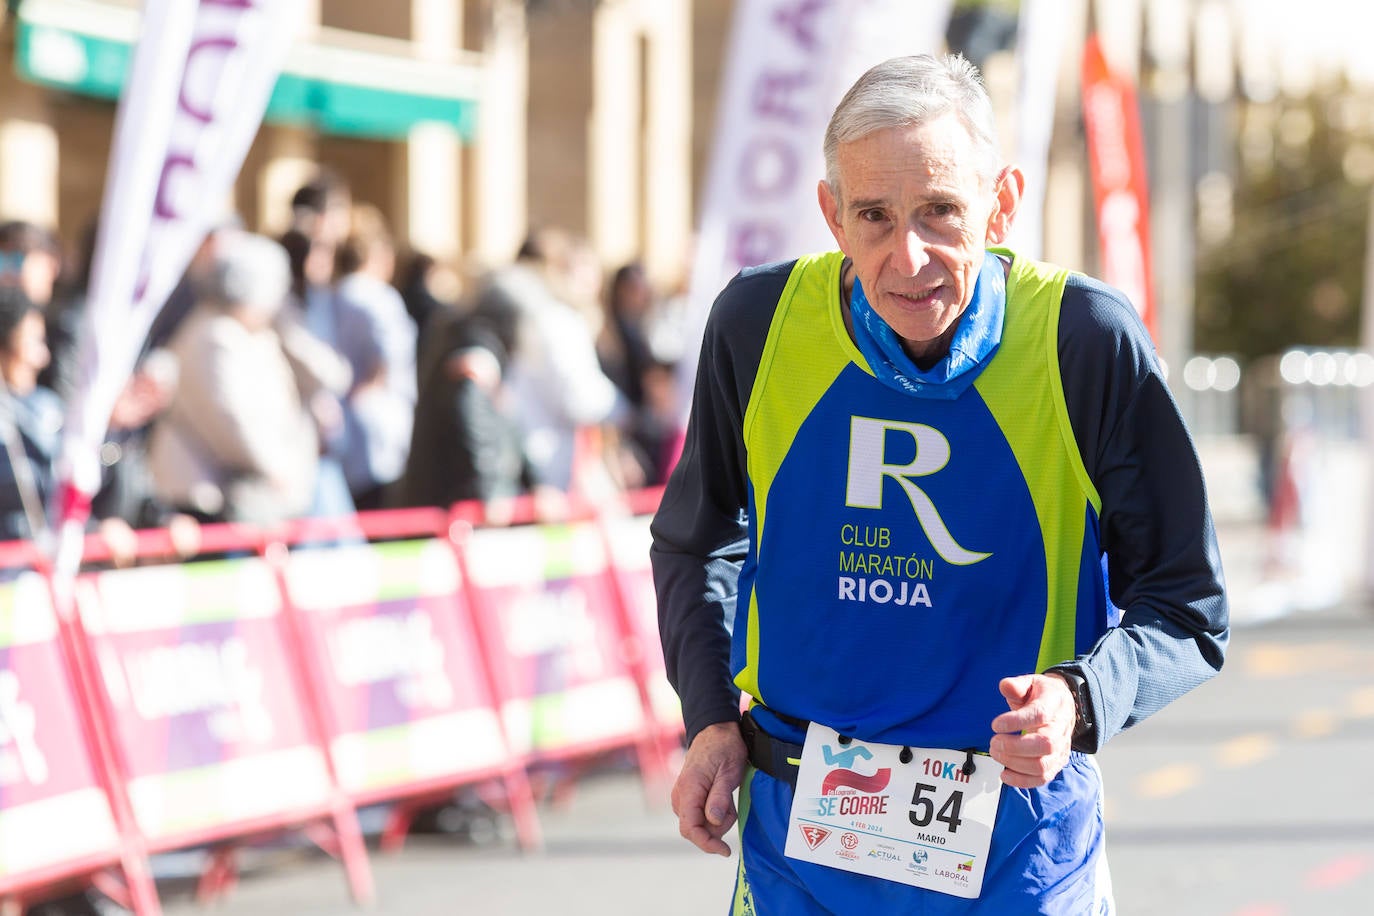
left=729, top=752, right=1113, bottom=915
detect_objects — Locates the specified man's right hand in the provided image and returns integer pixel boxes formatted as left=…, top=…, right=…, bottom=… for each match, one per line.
left=671, top=720, right=747, bottom=857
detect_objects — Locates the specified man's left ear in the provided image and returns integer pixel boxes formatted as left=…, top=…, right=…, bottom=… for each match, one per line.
left=985, top=165, right=1025, bottom=245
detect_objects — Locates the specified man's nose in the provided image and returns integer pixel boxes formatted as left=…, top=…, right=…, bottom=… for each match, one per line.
left=891, top=228, right=929, bottom=276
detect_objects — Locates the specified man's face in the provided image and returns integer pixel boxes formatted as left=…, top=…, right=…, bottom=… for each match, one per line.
left=818, top=113, right=1021, bottom=364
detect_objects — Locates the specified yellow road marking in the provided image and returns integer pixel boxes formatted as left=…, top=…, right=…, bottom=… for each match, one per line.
left=1348, top=687, right=1374, bottom=718
left=1292, top=708, right=1339, bottom=739
left=1245, top=644, right=1315, bottom=677
left=1216, top=733, right=1276, bottom=769
left=1137, top=763, right=1201, bottom=799
left=1243, top=642, right=1374, bottom=678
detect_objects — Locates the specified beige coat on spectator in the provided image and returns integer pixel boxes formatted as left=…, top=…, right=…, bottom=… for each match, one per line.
left=148, top=305, right=318, bottom=524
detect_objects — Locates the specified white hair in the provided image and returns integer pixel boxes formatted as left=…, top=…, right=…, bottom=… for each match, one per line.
left=822, top=54, right=1001, bottom=199
left=207, top=231, right=291, bottom=317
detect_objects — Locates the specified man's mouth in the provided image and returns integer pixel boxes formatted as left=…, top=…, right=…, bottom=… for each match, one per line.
left=888, top=286, right=943, bottom=308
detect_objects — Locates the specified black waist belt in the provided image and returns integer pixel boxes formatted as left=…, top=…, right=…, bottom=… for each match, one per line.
left=739, top=710, right=985, bottom=786
left=739, top=708, right=805, bottom=785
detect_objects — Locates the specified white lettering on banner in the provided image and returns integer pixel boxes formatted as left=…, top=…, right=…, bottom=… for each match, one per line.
left=0, top=671, right=48, bottom=786
left=845, top=417, right=991, bottom=566
left=122, top=637, right=273, bottom=743
left=326, top=612, right=454, bottom=709
left=504, top=589, right=607, bottom=678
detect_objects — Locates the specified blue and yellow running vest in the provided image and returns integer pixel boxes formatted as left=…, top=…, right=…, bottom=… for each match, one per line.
left=734, top=248, right=1112, bottom=750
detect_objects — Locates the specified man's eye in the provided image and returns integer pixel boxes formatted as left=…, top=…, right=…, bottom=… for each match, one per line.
left=858, top=210, right=886, bottom=223
left=929, top=203, right=958, bottom=218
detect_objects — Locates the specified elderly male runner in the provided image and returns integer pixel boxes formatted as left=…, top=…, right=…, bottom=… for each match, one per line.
left=651, top=53, right=1228, bottom=914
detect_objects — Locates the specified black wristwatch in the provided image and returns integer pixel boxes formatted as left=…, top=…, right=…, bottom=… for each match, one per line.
left=1047, top=666, right=1094, bottom=749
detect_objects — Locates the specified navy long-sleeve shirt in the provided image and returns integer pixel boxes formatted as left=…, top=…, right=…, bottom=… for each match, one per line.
left=651, top=258, right=1228, bottom=749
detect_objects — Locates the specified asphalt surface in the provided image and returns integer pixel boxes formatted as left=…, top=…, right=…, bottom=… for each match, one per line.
left=113, top=598, right=1374, bottom=916
left=1099, top=600, right=1374, bottom=915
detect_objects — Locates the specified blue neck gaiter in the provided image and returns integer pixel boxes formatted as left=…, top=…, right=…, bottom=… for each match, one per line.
left=848, top=250, right=1007, bottom=400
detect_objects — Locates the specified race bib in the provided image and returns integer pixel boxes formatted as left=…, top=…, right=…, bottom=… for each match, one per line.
left=783, top=722, right=1004, bottom=898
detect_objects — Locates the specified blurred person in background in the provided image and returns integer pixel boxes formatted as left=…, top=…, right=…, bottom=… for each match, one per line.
left=0, top=220, right=62, bottom=312
left=629, top=357, right=682, bottom=487
left=0, top=220, right=185, bottom=560
left=333, top=204, right=417, bottom=510
left=400, top=306, right=539, bottom=517
left=472, top=228, right=624, bottom=493
left=279, top=227, right=355, bottom=522
left=598, top=261, right=673, bottom=487
left=644, top=240, right=697, bottom=369
left=598, top=261, right=656, bottom=411
left=398, top=249, right=462, bottom=340
left=0, top=287, right=60, bottom=543
left=0, top=220, right=69, bottom=392
left=144, top=214, right=244, bottom=358
left=147, top=232, right=318, bottom=525
left=290, top=168, right=353, bottom=248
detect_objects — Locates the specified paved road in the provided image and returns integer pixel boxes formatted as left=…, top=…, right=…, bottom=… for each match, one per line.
left=138, top=601, right=1374, bottom=916
left=1100, top=601, right=1374, bottom=916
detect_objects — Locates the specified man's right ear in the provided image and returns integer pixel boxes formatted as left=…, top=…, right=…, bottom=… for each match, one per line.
left=817, top=180, right=847, bottom=251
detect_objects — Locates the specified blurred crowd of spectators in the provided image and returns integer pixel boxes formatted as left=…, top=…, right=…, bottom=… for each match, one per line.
left=0, top=169, right=689, bottom=560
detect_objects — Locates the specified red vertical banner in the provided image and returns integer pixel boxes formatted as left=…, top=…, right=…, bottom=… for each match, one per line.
left=1081, top=33, right=1158, bottom=340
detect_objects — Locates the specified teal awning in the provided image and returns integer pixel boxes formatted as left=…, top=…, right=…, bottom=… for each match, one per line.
left=264, top=72, right=478, bottom=141
left=13, top=0, right=480, bottom=142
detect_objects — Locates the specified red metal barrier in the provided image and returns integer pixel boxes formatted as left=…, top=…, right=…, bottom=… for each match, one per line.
left=71, top=553, right=373, bottom=905
left=0, top=538, right=164, bottom=916
left=0, top=486, right=671, bottom=906
left=272, top=515, right=542, bottom=853
left=600, top=509, right=684, bottom=737
left=0, top=570, right=125, bottom=908
left=461, top=522, right=643, bottom=750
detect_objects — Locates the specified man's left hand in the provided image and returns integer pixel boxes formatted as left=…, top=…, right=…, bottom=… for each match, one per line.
left=988, top=673, right=1076, bottom=788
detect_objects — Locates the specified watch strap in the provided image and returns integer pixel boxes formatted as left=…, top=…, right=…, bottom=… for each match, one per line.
left=1046, top=665, right=1095, bottom=751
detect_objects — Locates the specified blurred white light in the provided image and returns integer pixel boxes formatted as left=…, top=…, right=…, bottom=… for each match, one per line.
left=1279, top=350, right=1309, bottom=385
left=1181, top=355, right=1242, bottom=392
left=1193, top=1, right=1234, bottom=103
left=1350, top=352, right=1374, bottom=387
left=1309, top=351, right=1337, bottom=386
left=1211, top=356, right=1241, bottom=392
left=1183, top=356, right=1213, bottom=391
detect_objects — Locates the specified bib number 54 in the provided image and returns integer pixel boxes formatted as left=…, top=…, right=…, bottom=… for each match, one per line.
left=909, top=783, right=964, bottom=833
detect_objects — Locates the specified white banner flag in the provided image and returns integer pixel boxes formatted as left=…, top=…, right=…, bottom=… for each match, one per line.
left=679, top=0, right=954, bottom=404
left=51, top=0, right=307, bottom=573
left=1005, top=0, right=1069, bottom=259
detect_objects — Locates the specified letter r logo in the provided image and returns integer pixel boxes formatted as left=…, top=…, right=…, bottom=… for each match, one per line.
left=845, top=417, right=991, bottom=566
